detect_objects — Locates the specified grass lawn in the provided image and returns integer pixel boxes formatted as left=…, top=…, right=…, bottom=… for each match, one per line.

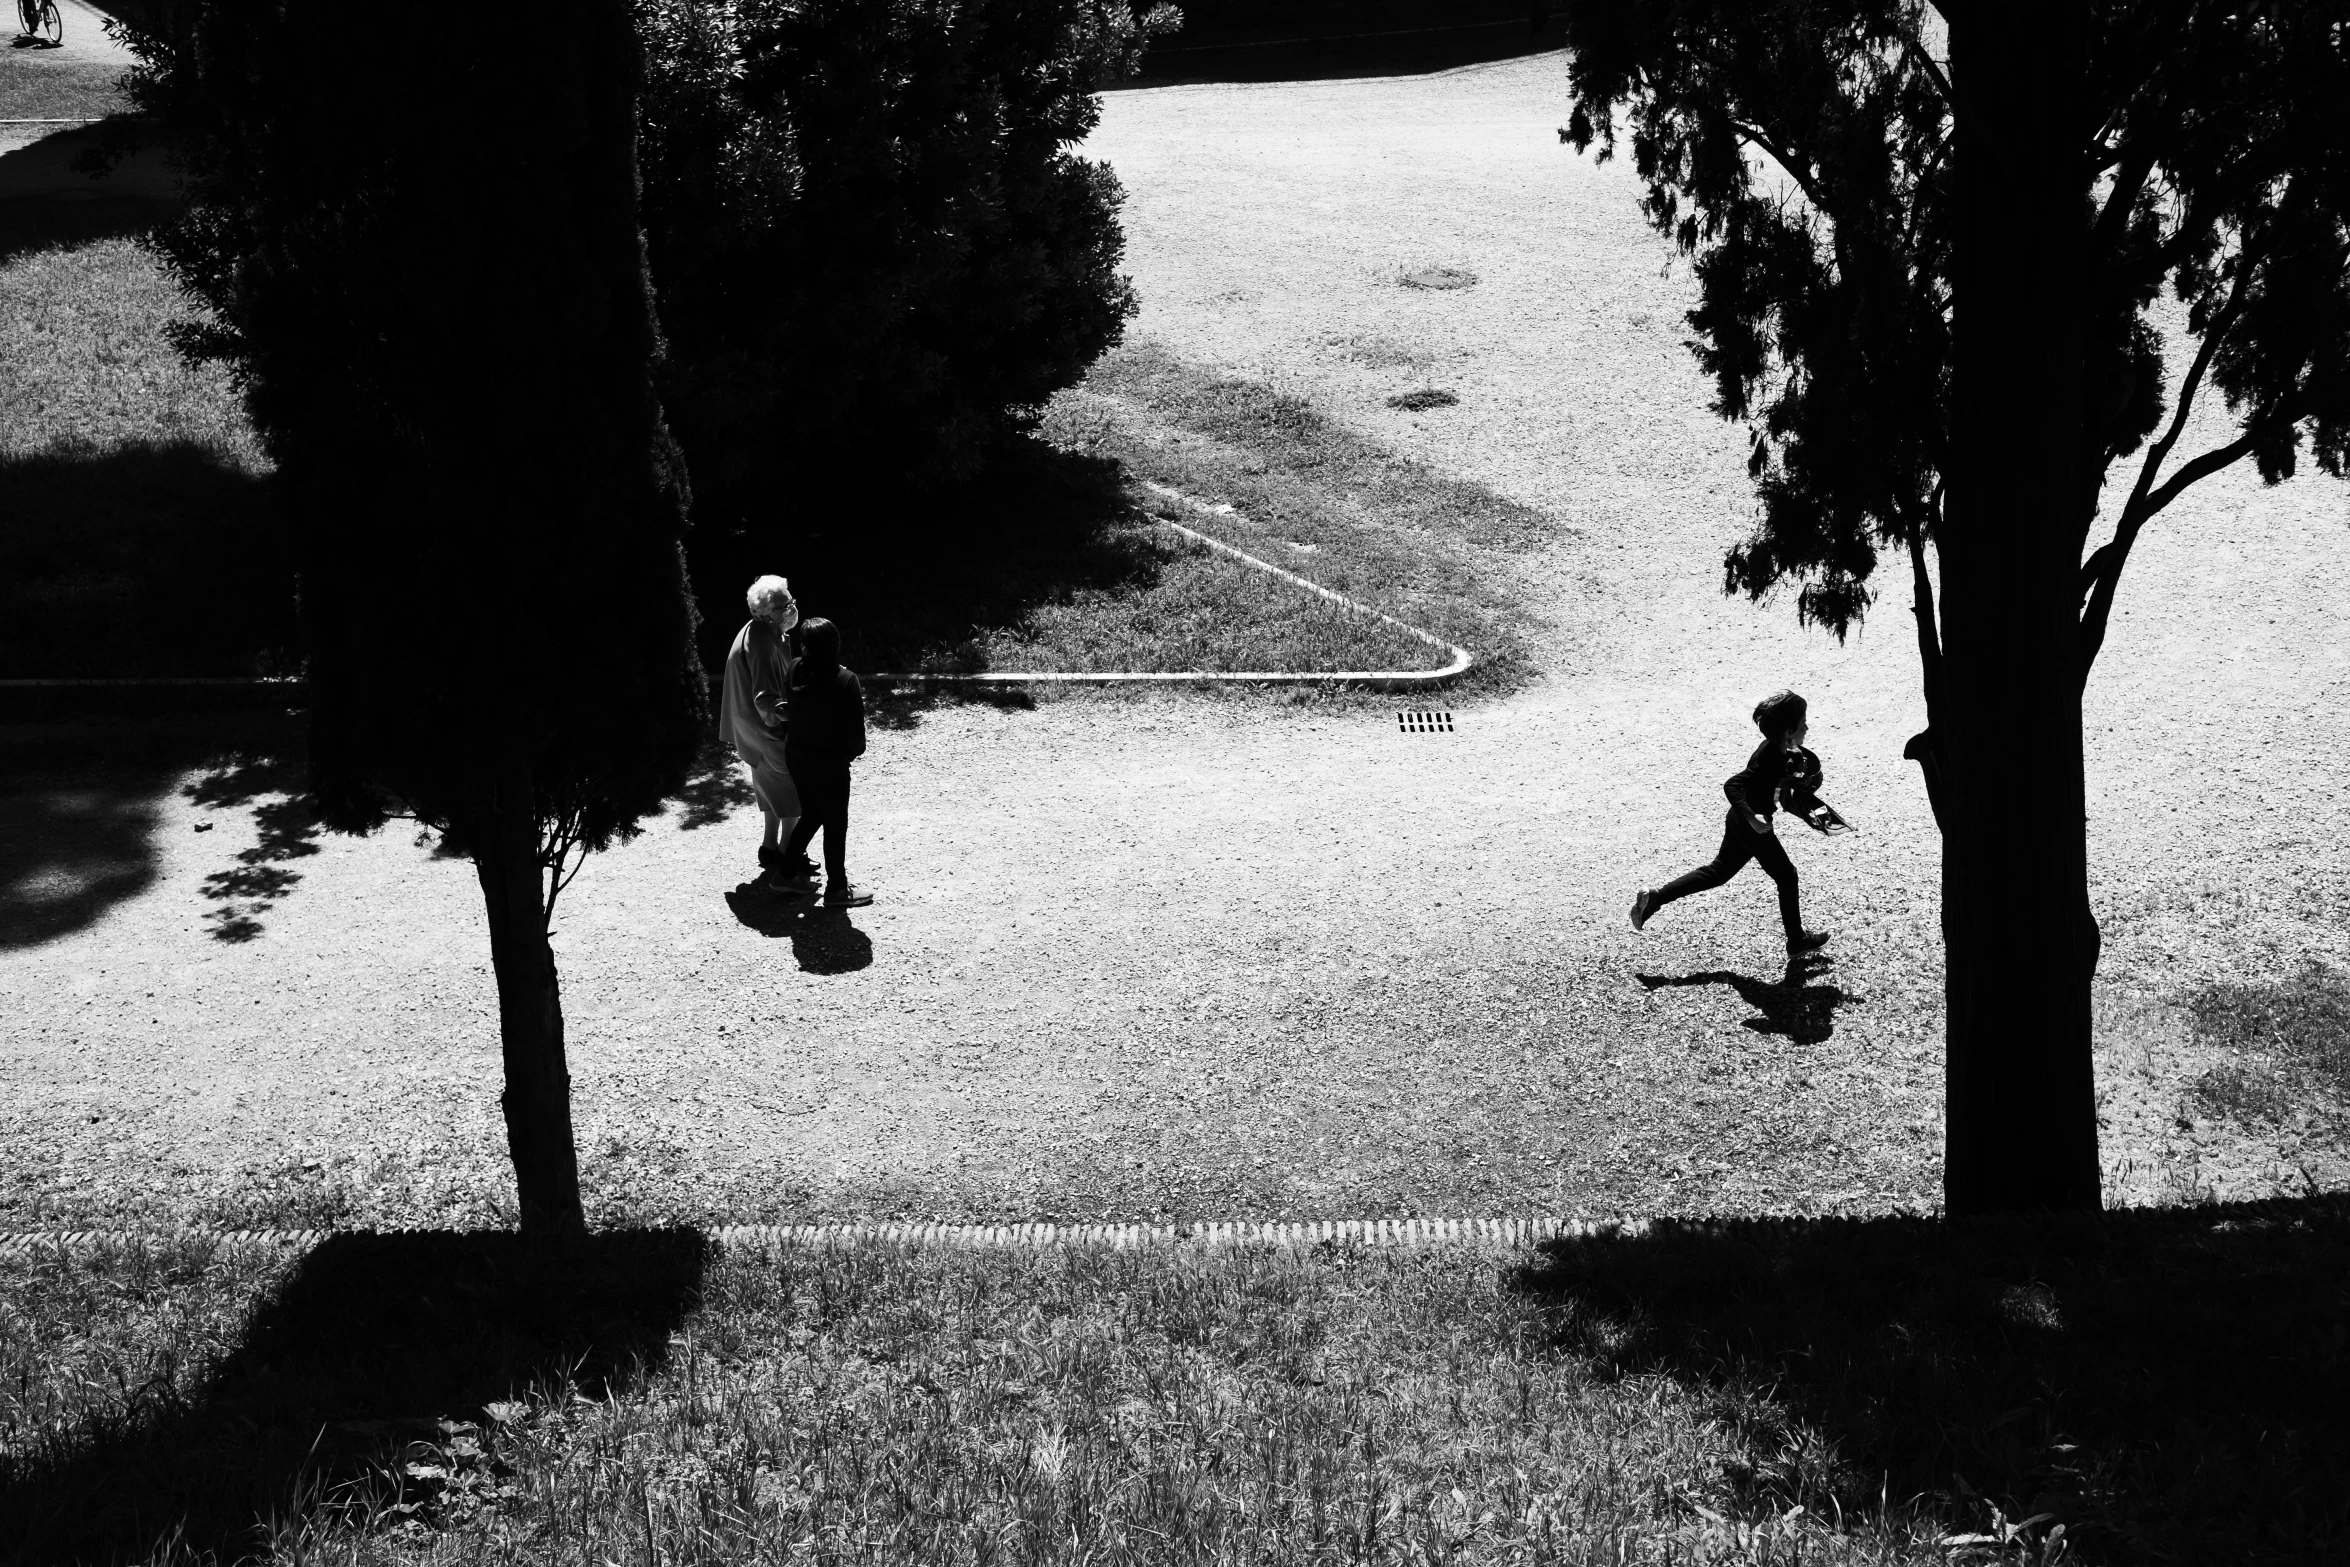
left=0, top=230, right=1479, bottom=688
left=0, top=235, right=286, bottom=680
left=5, top=1205, right=2343, bottom=1565
left=731, top=433, right=1460, bottom=685
left=0, top=41, right=129, bottom=124
left=1044, top=339, right=1546, bottom=696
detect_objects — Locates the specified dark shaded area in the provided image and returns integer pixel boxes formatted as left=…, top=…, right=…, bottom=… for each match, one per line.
left=689, top=433, right=1174, bottom=695
left=2185, top=960, right=2350, bottom=1128
left=0, top=120, right=183, bottom=265
left=1637, top=955, right=1850, bottom=1044
left=0, top=439, right=290, bottom=680
left=1512, top=1196, right=2350, bottom=1564
left=0, top=1228, right=707, bottom=1567
left=722, top=882, right=874, bottom=973
left=1121, top=0, right=1558, bottom=87
left=0, top=708, right=302, bottom=949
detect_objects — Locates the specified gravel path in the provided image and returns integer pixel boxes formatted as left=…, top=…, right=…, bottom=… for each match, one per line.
left=4, top=54, right=2346, bottom=1232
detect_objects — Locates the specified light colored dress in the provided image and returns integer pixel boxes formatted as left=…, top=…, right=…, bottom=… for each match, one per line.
left=721, top=619, right=798, bottom=816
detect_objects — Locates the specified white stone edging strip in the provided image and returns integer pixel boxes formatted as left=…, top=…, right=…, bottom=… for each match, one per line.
left=0, top=1215, right=1640, bottom=1256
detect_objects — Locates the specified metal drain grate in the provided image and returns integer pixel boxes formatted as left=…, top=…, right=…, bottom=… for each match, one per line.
left=1397, top=710, right=1454, bottom=732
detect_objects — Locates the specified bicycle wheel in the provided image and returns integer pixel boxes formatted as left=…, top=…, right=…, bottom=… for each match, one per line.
left=35, top=0, right=60, bottom=45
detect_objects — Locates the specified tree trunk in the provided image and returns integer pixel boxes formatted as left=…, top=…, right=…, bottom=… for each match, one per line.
left=1938, top=1, right=2103, bottom=1215
left=472, top=756, right=585, bottom=1234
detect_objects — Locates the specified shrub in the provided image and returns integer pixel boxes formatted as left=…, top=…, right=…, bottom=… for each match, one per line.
left=636, top=0, right=1176, bottom=537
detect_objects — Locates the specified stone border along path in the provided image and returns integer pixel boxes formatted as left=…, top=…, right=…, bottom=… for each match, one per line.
left=0, top=1215, right=1643, bottom=1254
left=0, top=482, right=1472, bottom=696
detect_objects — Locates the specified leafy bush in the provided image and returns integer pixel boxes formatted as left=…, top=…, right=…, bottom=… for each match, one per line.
left=636, top=0, right=1177, bottom=536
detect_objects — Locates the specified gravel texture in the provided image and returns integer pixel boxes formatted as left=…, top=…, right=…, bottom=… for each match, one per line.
left=3, top=53, right=2346, bottom=1233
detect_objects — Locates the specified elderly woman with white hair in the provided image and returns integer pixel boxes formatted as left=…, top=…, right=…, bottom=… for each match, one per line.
left=721, top=574, right=818, bottom=888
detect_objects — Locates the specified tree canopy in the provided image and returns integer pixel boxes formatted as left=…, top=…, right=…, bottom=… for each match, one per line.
left=1558, top=0, right=2349, bottom=671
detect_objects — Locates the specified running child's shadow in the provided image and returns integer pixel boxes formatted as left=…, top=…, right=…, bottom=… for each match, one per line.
left=722, top=883, right=873, bottom=974
left=1636, top=957, right=1852, bottom=1044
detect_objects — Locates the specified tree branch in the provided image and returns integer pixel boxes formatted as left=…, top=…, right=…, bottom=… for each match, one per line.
left=2138, top=426, right=2266, bottom=521
left=1727, top=119, right=1832, bottom=216
left=2077, top=245, right=2251, bottom=616
left=1910, top=526, right=1944, bottom=717
left=2075, top=255, right=2282, bottom=680
left=1902, top=31, right=1955, bottom=113
left=2089, top=133, right=2161, bottom=264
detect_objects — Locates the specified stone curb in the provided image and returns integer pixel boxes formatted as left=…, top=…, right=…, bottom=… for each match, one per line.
left=0, top=1215, right=1644, bottom=1256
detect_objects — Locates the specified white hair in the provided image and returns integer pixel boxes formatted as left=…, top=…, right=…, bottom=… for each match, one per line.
left=745, top=574, right=797, bottom=627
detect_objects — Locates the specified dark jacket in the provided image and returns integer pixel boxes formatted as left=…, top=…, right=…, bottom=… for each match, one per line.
left=1724, top=740, right=1821, bottom=819
left=783, top=662, right=867, bottom=761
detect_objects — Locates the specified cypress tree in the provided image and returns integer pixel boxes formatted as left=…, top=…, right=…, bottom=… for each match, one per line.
left=119, top=0, right=705, bottom=1232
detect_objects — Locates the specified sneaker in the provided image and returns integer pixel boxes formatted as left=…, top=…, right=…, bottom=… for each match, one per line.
left=1630, top=889, right=1654, bottom=931
left=1787, top=928, right=1831, bottom=954
left=823, top=882, right=874, bottom=908
left=757, top=844, right=785, bottom=873
left=766, top=864, right=819, bottom=892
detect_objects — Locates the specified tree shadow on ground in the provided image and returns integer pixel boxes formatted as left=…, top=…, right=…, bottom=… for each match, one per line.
left=0, top=1228, right=707, bottom=1567
left=1118, top=5, right=1561, bottom=88
left=669, top=732, right=760, bottom=830
left=0, top=438, right=289, bottom=680
left=0, top=121, right=183, bottom=267
left=2183, top=960, right=2350, bottom=1129
left=183, top=747, right=321, bottom=942
left=722, top=882, right=874, bottom=973
left=1636, top=956, right=1851, bottom=1044
left=1509, top=1196, right=2350, bottom=1565
left=0, top=708, right=303, bottom=949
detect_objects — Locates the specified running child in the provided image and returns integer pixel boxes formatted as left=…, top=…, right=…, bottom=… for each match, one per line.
left=1629, top=689, right=1832, bottom=955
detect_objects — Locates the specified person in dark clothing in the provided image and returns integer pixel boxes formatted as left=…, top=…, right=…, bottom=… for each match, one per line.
left=1629, top=690, right=1831, bottom=954
left=775, top=617, right=873, bottom=907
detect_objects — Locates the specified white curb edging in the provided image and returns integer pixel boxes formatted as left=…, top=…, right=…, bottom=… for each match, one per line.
left=864, top=481, right=1474, bottom=690
left=0, top=1216, right=1644, bottom=1256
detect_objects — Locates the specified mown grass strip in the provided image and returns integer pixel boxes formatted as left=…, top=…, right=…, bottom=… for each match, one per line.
left=6, top=1202, right=2341, bottom=1565
left=1048, top=338, right=1557, bottom=698
left=871, top=483, right=1471, bottom=686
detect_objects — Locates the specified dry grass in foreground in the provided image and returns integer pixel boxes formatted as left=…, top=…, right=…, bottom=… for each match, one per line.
left=5, top=1201, right=2342, bottom=1565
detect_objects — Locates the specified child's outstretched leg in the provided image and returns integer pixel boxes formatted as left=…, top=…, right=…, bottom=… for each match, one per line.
left=1636, top=809, right=1756, bottom=928
left=1747, top=828, right=1811, bottom=949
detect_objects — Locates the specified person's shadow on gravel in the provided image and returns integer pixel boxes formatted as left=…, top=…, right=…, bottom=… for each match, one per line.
left=723, top=882, right=874, bottom=974
left=0, top=1228, right=707, bottom=1567
left=1635, top=957, right=1851, bottom=1044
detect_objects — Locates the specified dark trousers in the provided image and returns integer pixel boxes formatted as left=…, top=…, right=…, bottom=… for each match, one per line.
left=782, top=748, right=851, bottom=887
left=1652, top=806, right=1802, bottom=940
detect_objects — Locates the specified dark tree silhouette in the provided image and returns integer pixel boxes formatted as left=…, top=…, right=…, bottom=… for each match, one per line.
left=634, top=0, right=1174, bottom=547
left=1556, top=0, right=2350, bottom=1212
left=108, top=0, right=706, bottom=1232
